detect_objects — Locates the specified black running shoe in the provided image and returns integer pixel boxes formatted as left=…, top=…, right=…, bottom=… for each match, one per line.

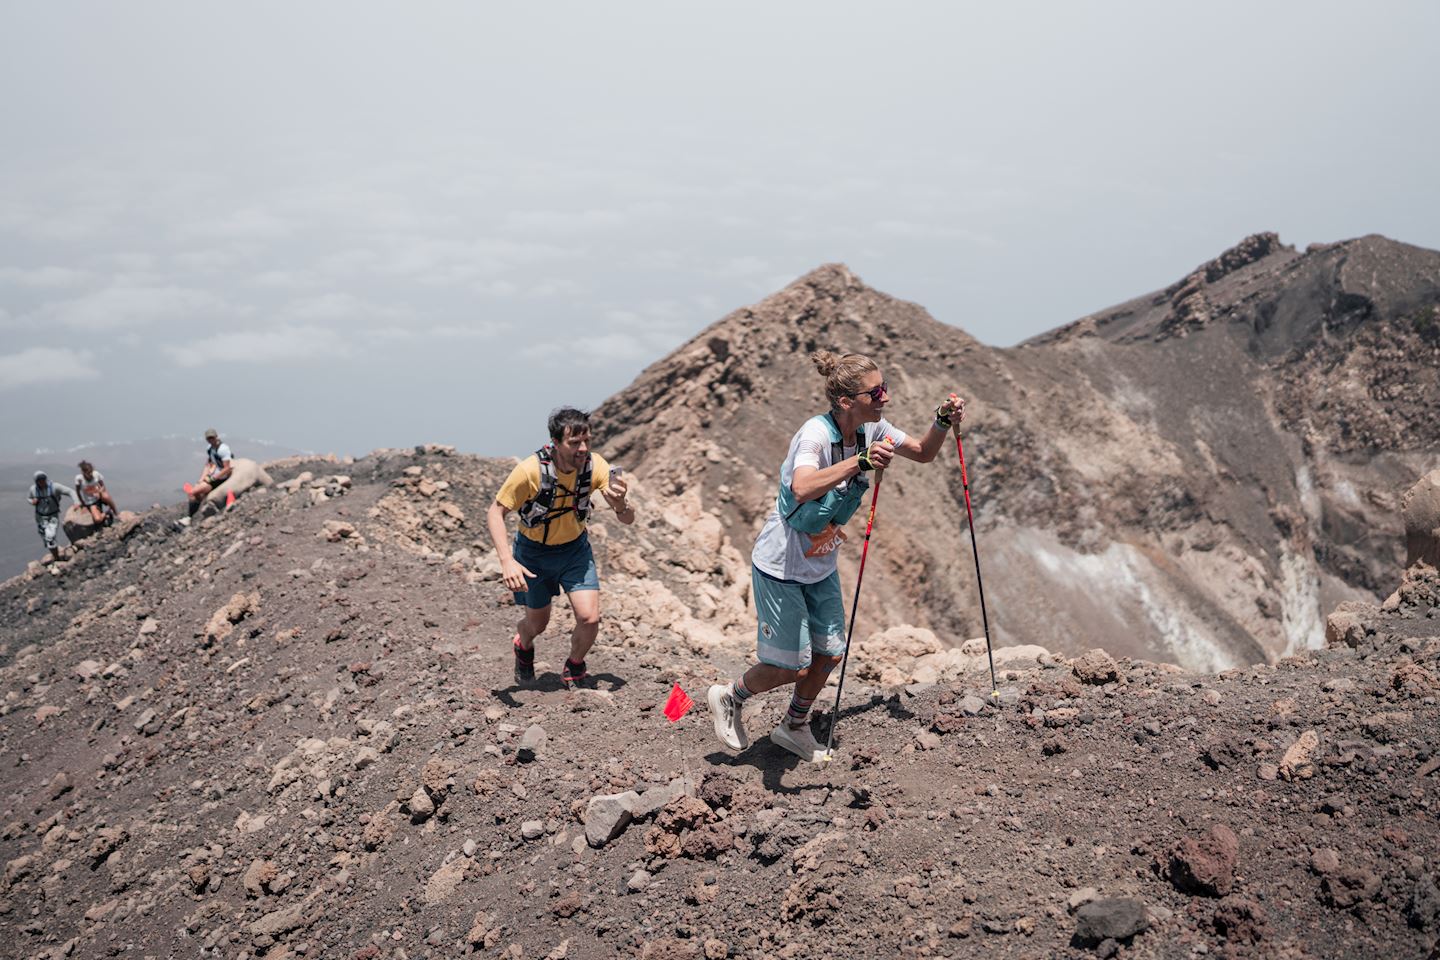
left=561, top=659, right=588, bottom=688
left=513, top=639, right=535, bottom=684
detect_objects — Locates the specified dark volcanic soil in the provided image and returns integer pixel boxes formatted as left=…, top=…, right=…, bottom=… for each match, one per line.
left=2, top=450, right=1438, bottom=960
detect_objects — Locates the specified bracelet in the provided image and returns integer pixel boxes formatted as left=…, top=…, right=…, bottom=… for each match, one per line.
left=857, top=449, right=875, bottom=472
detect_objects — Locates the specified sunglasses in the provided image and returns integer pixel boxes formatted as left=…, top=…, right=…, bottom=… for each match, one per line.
left=850, top=381, right=888, bottom=402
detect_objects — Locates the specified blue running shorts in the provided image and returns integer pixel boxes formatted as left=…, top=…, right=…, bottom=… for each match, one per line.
left=751, top=565, right=846, bottom=671
left=512, top=533, right=600, bottom=609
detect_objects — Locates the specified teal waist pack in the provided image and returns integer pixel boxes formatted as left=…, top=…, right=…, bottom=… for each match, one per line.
left=776, top=412, right=871, bottom=535
left=781, top=478, right=869, bottom=535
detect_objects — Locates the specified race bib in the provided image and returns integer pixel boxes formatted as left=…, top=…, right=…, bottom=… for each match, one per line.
left=803, top=523, right=848, bottom=558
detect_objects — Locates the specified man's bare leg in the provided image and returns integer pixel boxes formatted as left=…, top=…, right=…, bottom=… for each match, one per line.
left=512, top=605, right=549, bottom=684
left=566, top=589, right=600, bottom=665
left=514, top=605, right=550, bottom=651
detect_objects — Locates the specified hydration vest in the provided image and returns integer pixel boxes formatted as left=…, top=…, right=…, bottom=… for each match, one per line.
left=778, top=413, right=870, bottom=536
left=31, top=484, right=66, bottom=518
left=517, top=444, right=593, bottom=544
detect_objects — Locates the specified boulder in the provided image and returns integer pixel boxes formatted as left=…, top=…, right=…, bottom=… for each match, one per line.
left=1279, top=730, right=1320, bottom=781
left=203, top=458, right=273, bottom=507
left=1073, top=898, right=1150, bottom=946
left=515, top=725, right=547, bottom=763
left=632, top=775, right=700, bottom=820
left=1168, top=824, right=1239, bottom=897
left=62, top=507, right=140, bottom=545
left=584, top=791, right=640, bottom=848
left=1325, top=601, right=1375, bottom=648
left=1072, top=648, right=1120, bottom=685
left=1402, top=469, right=1440, bottom=569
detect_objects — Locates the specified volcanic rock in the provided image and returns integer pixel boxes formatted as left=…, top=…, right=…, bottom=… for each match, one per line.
left=1403, top=470, right=1440, bottom=568
left=1072, top=898, right=1150, bottom=946
left=1072, top=649, right=1120, bottom=685
left=1168, top=824, right=1239, bottom=896
left=585, top=792, right=640, bottom=848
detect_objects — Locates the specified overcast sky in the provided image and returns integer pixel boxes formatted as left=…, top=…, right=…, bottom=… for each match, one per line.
left=2, top=2, right=1436, bottom=459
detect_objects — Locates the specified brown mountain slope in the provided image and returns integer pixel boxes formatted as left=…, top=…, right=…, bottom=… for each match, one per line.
left=1, top=451, right=1438, bottom=960
left=594, top=235, right=1440, bottom=670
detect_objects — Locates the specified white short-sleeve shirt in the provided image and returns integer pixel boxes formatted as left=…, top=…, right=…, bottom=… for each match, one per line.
left=208, top=443, right=232, bottom=471
left=751, top=415, right=907, bottom=584
left=75, top=471, right=106, bottom=505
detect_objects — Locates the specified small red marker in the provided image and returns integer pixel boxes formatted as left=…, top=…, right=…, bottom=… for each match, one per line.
left=662, top=683, right=694, bottom=722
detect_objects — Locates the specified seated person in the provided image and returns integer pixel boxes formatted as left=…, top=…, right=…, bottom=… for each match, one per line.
left=75, top=460, right=118, bottom=525
left=185, top=428, right=233, bottom=518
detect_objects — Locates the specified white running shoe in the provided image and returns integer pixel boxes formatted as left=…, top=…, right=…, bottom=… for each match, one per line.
left=707, top=684, right=749, bottom=751
left=770, top=720, right=825, bottom=762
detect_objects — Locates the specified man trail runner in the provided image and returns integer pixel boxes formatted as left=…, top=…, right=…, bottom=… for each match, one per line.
left=486, top=407, right=635, bottom=688
left=27, top=470, right=76, bottom=563
left=708, top=351, right=965, bottom=762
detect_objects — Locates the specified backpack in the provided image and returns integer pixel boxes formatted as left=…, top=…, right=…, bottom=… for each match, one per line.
left=517, top=444, right=593, bottom=543
left=778, top=413, right=870, bottom=536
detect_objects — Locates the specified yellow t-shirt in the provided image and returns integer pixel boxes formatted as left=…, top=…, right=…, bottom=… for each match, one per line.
left=495, top=451, right=612, bottom=545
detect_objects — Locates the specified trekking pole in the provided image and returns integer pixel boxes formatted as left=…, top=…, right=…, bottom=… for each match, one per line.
left=953, top=422, right=999, bottom=699
left=820, top=468, right=884, bottom=765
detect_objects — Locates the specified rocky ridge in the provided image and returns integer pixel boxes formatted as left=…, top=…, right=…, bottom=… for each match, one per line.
left=595, top=234, right=1440, bottom=670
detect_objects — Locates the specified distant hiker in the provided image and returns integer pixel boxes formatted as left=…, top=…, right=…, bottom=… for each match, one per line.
left=27, top=470, right=76, bottom=562
left=708, top=351, right=965, bottom=763
left=185, top=428, right=233, bottom=519
left=486, top=407, right=635, bottom=688
left=75, top=460, right=118, bottom=525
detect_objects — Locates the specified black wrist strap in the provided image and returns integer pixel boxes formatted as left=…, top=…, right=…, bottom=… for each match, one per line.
left=857, top=448, right=874, bottom=472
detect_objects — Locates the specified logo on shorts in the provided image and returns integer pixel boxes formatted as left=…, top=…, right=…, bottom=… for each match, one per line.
left=760, top=621, right=775, bottom=640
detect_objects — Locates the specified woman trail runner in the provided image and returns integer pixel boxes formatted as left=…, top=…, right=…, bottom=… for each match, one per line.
left=708, top=351, right=965, bottom=762
left=75, top=460, right=119, bottom=525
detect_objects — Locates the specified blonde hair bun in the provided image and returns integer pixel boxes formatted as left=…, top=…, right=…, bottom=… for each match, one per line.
left=811, top=350, right=840, bottom=378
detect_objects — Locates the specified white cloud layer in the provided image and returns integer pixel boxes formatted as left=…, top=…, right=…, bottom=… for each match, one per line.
left=32, top=284, right=249, bottom=331
left=0, top=266, right=94, bottom=288
left=0, top=2, right=1434, bottom=457
left=0, top=347, right=100, bottom=390
left=164, top=325, right=343, bottom=368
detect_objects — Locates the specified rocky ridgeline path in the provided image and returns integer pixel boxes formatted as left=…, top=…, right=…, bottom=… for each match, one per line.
left=0, top=450, right=1438, bottom=959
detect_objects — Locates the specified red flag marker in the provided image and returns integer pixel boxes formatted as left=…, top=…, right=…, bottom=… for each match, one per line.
left=662, top=683, right=693, bottom=722
left=225, top=489, right=236, bottom=509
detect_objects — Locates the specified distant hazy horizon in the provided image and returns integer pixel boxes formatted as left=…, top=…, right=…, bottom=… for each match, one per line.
left=3, top=2, right=1436, bottom=459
